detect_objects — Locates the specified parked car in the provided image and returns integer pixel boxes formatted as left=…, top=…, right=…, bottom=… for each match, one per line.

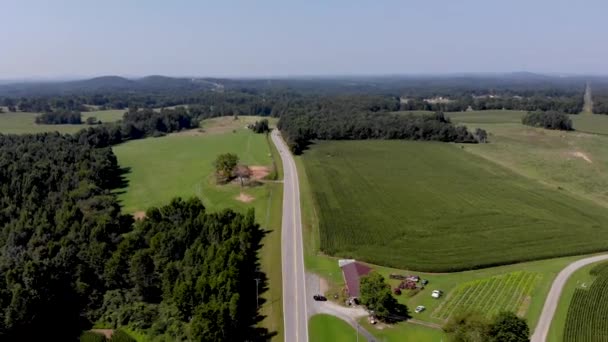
left=415, top=305, right=426, bottom=313
left=313, top=294, right=327, bottom=301
left=422, top=279, right=429, bottom=286
left=431, top=290, right=442, bottom=298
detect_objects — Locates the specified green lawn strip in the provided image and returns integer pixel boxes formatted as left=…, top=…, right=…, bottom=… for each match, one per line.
left=359, top=319, right=446, bottom=341
left=309, top=314, right=366, bottom=342
left=547, top=261, right=604, bottom=342
left=119, top=327, right=147, bottom=342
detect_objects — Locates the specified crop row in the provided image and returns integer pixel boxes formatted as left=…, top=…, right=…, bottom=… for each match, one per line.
left=564, top=262, right=608, bottom=341
left=432, top=271, right=539, bottom=321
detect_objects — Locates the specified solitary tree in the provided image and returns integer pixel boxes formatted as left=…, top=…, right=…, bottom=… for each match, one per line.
left=444, top=311, right=489, bottom=342
left=359, top=272, right=407, bottom=322
left=487, top=312, right=529, bottom=342
left=214, top=153, right=239, bottom=183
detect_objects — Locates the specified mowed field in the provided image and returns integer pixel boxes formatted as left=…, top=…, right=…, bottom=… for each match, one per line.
left=0, top=109, right=125, bottom=134
left=301, top=140, right=608, bottom=272
left=309, top=315, right=365, bottom=342
left=113, top=116, right=274, bottom=214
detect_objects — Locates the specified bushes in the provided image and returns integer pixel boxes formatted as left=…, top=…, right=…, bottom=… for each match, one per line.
left=522, top=110, right=573, bottom=130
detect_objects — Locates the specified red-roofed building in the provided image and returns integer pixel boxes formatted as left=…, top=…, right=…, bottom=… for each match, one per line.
left=340, top=260, right=373, bottom=298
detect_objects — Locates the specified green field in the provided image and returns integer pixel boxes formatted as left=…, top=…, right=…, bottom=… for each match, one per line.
left=301, top=140, right=608, bottom=271
left=113, top=117, right=273, bottom=213
left=432, top=271, right=540, bottom=321
left=309, top=315, right=366, bottom=342
left=359, top=320, right=446, bottom=341
left=562, top=262, right=608, bottom=342
left=0, top=109, right=124, bottom=134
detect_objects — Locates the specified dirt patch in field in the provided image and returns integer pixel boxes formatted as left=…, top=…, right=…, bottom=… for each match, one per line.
left=169, top=128, right=205, bottom=137
left=133, top=211, right=147, bottom=220
left=517, top=296, right=531, bottom=317
left=569, top=151, right=593, bottom=163
left=90, top=329, right=114, bottom=339
left=235, top=192, right=255, bottom=203
left=250, top=166, right=270, bottom=180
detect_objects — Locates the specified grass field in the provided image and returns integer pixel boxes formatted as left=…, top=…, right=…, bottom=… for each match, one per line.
left=113, top=117, right=273, bottom=213
left=432, top=271, right=540, bottom=321
left=562, top=262, right=608, bottom=342
left=309, top=315, right=366, bottom=342
left=0, top=109, right=124, bottom=134
left=301, top=140, right=608, bottom=272
left=359, top=320, right=446, bottom=341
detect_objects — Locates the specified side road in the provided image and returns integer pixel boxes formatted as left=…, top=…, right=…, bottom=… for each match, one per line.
left=531, top=254, right=608, bottom=342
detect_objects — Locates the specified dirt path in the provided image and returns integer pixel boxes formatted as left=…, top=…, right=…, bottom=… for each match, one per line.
left=583, top=83, right=593, bottom=114
left=531, top=254, right=608, bottom=342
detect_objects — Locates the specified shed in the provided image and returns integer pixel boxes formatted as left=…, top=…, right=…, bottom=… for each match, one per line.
left=340, top=260, right=373, bottom=298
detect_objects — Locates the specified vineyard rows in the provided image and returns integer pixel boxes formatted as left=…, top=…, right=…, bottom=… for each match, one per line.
left=432, top=271, right=540, bottom=321
left=564, top=262, right=608, bottom=341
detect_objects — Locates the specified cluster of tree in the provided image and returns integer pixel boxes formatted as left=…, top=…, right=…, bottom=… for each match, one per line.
left=74, top=107, right=196, bottom=148
left=278, top=106, right=480, bottom=154
left=593, top=96, right=608, bottom=114
left=213, top=153, right=254, bottom=186
left=399, top=95, right=584, bottom=114
left=359, top=272, right=409, bottom=323
left=0, top=133, right=268, bottom=341
left=444, top=311, right=529, bottom=342
left=35, top=110, right=82, bottom=124
left=521, top=111, right=573, bottom=131
left=248, top=119, right=270, bottom=133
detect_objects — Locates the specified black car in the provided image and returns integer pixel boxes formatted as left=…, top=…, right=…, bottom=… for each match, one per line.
left=422, top=279, right=429, bottom=286
left=313, top=294, right=327, bottom=301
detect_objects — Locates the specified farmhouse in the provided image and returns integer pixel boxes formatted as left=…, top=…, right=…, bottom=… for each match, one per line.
left=340, top=259, right=373, bottom=298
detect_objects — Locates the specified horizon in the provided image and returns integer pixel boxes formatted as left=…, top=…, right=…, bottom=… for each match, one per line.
left=3, top=0, right=608, bottom=78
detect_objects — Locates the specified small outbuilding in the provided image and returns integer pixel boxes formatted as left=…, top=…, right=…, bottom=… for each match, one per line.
left=339, top=260, right=373, bottom=298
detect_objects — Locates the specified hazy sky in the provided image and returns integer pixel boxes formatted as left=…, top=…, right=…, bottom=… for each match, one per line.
left=2, top=0, right=607, bottom=78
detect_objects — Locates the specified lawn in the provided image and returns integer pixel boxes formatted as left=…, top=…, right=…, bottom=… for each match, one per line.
left=0, top=109, right=124, bottom=134
left=301, top=140, right=608, bottom=272
left=359, top=320, right=446, bottom=341
left=309, top=315, right=366, bottom=342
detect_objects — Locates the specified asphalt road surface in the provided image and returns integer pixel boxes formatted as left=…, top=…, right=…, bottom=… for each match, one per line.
left=531, top=254, right=608, bottom=342
left=271, top=130, right=309, bottom=342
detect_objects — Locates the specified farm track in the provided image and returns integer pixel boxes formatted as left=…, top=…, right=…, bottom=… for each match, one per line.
left=531, top=254, right=608, bottom=342
left=583, top=83, right=593, bottom=114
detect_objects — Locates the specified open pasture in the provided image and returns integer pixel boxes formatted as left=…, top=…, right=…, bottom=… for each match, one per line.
left=0, top=109, right=124, bottom=134
left=301, top=140, right=608, bottom=272
left=113, top=117, right=273, bottom=214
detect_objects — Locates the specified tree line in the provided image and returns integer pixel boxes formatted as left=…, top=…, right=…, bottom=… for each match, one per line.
left=522, top=111, right=573, bottom=131
left=35, top=110, right=82, bottom=124
left=0, top=133, right=268, bottom=341
left=276, top=96, right=484, bottom=153
left=74, top=107, right=196, bottom=148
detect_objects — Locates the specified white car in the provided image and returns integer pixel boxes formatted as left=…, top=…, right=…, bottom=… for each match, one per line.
left=431, top=290, right=442, bottom=298
left=415, top=305, right=426, bottom=313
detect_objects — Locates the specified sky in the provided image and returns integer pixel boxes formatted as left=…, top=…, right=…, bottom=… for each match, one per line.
left=1, top=0, right=607, bottom=78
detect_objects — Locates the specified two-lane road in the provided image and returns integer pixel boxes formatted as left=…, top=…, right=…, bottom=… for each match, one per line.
left=271, top=130, right=309, bottom=342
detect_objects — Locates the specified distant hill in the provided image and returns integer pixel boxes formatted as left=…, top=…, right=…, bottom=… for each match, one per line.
left=0, top=75, right=215, bottom=96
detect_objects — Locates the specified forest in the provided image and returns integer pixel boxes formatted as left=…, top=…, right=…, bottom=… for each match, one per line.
left=277, top=96, right=482, bottom=153
left=521, top=111, right=573, bottom=131
left=0, top=133, right=267, bottom=341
